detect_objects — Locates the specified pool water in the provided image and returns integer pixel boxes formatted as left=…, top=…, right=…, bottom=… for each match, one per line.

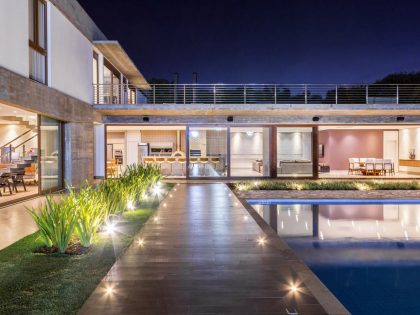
left=249, top=200, right=420, bottom=315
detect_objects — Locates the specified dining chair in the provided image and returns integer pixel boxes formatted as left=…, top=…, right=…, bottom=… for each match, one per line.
left=383, top=158, right=394, bottom=176
left=365, top=158, right=375, bottom=175
left=199, top=157, right=209, bottom=175
left=0, top=173, right=13, bottom=196
left=374, top=159, right=384, bottom=175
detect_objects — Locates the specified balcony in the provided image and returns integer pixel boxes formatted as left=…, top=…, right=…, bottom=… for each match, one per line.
left=93, top=83, right=420, bottom=106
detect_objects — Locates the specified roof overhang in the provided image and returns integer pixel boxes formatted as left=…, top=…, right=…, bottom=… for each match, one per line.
left=94, top=40, right=150, bottom=89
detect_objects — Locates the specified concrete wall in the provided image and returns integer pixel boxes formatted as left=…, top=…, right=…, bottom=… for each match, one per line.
left=49, top=3, right=93, bottom=103
left=0, top=0, right=29, bottom=77
left=319, top=129, right=383, bottom=170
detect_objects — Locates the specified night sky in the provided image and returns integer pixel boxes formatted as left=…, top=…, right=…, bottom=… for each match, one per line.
left=80, top=0, right=420, bottom=84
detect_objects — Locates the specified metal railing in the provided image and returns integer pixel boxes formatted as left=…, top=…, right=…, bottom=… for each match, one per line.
left=93, top=83, right=420, bottom=105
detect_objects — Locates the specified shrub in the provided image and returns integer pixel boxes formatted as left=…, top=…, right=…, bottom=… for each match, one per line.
left=27, top=196, right=76, bottom=253
left=71, top=184, right=107, bottom=247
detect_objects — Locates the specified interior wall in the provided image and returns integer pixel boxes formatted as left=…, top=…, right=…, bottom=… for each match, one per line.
left=230, top=131, right=263, bottom=168
left=277, top=132, right=312, bottom=161
left=0, top=125, right=37, bottom=151
left=206, top=130, right=227, bottom=156
left=399, top=127, right=420, bottom=173
left=319, top=129, right=383, bottom=170
left=140, top=130, right=178, bottom=151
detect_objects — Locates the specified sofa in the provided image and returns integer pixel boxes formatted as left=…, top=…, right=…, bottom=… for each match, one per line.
left=278, top=160, right=312, bottom=174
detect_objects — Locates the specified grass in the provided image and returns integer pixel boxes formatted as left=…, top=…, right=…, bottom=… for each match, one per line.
left=0, top=184, right=173, bottom=315
left=232, top=180, right=420, bottom=191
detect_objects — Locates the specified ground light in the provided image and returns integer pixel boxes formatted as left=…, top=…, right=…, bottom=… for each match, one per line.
left=127, top=200, right=135, bottom=210
left=257, top=236, right=267, bottom=246
left=137, top=238, right=145, bottom=247
left=104, top=222, right=116, bottom=234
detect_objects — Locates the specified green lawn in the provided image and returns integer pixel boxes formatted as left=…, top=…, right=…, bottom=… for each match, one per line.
left=0, top=185, right=172, bottom=315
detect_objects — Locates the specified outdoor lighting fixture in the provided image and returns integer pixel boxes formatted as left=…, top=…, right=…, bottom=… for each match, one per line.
left=169, top=194, right=173, bottom=198
left=104, top=222, right=116, bottom=234
left=246, top=131, right=254, bottom=137
left=397, top=116, right=405, bottom=122
left=228, top=193, right=232, bottom=197
left=288, top=283, right=300, bottom=294
left=243, top=215, right=248, bottom=221
left=154, top=216, right=159, bottom=222
left=257, top=236, right=267, bottom=246
left=105, top=286, right=114, bottom=295
left=312, top=116, right=320, bottom=122
left=191, top=130, right=199, bottom=138
left=137, top=238, right=145, bottom=247
left=227, top=116, right=234, bottom=122
left=152, top=185, right=162, bottom=196
left=143, top=116, right=150, bottom=122
left=163, top=203, right=167, bottom=207
left=127, top=200, right=135, bottom=210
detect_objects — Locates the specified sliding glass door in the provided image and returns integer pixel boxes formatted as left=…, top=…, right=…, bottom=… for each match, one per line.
left=188, top=127, right=228, bottom=177
left=40, top=116, right=63, bottom=192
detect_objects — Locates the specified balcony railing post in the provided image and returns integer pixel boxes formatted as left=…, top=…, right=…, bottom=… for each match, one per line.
left=274, top=85, right=277, bottom=104
left=335, top=85, right=338, bottom=104
left=153, top=85, right=156, bottom=104
left=366, top=85, right=369, bottom=104
left=214, top=85, right=216, bottom=104
left=244, top=85, right=247, bottom=104
left=304, top=85, right=308, bottom=104
left=396, top=84, right=399, bottom=105
left=183, top=85, right=186, bottom=104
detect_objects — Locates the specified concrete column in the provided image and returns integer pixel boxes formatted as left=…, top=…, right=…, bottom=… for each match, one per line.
left=94, top=124, right=105, bottom=178
left=64, top=122, right=94, bottom=187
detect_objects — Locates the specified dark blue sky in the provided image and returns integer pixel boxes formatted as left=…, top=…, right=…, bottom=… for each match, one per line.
left=80, top=0, right=420, bottom=83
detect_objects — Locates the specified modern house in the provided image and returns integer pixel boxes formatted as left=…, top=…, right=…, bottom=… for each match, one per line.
left=2, top=0, right=420, bottom=206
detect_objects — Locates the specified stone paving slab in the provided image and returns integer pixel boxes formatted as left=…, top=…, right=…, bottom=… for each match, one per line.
left=79, top=184, right=348, bottom=315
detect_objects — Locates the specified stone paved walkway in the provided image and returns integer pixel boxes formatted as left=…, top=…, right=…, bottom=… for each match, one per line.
left=79, top=183, right=347, bottom=315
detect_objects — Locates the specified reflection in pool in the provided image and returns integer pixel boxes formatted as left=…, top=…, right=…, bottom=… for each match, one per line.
left=250, top=200, right=420, bottom=315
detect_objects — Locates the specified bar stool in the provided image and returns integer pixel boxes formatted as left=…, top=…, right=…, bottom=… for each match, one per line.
left=384, top=159, right=395, bottom=176
left=178, top=157, right=186, bottom=176
left=154, top=157, right=166, bottom=171
left=189, top=157, right=199, bottom=176
left=199, top=157, right=209, bottom=175
left=143, top=157, right=155, bottom=166
left=166, top=157, right=177, bottom=176
left=209, top=157, right=220, bottom=174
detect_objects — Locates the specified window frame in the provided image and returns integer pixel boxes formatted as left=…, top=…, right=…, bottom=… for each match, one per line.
left=29, top=0, right=48, bottom=83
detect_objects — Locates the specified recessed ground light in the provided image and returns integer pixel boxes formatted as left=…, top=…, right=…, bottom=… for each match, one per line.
left=312, top=116, right=320, bottom=122
left=396, top=116, right=405, bottom=122
left=227, top=116, right=234, bottom=122
left=143, top=116, right=149, bottom=122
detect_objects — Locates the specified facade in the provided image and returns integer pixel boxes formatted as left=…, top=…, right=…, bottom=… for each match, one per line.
left=2, top=1, right=420, bottom=206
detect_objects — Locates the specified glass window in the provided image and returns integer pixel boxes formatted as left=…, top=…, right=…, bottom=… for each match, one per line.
left=277, top=127, right=313, bottom=177
left=29, top=0, right=47, bottom=84
left=40, top=117, right=62, bottom=192
left=230, top=127, right=270, bottom=177
left=189, top=127, right=227, bottom=177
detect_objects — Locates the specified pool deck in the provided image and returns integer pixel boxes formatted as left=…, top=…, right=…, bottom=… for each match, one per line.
left=79, top=183, right=348, bottom=315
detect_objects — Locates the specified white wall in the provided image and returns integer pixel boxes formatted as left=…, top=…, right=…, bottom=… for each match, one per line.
left=94, top=124, right=105, bottom=177
left=277, top=132, right=312, bottom=161
left=399, top=127, right=420, bottom=174
left=125, top=131, right=141, bottom=166
left=49, top=3, right=93, bottom=103
left=0, top=0, right=29, bottom=77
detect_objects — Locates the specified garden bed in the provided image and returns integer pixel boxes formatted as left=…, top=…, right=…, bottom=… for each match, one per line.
left=231, top=179, right=420, bottom=191
left=0, top=184, right=173, bottom=314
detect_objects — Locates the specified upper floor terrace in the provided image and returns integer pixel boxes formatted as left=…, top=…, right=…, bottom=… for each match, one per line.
left=93, top=83, right=420, bottom=118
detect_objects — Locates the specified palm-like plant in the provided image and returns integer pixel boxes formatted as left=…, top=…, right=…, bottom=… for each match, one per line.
left=71, top=184, right=107, bottom=247
left=27, top=196, right=76, bottom=253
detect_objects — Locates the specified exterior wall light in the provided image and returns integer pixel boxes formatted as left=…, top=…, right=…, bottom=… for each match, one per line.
left=397, top=116, right=405, bottom=122
left=143, top=116, right=150, bottom=122
left=312, top=116, right=320, bottom=122
left=227, top=116, right=234, bottom=122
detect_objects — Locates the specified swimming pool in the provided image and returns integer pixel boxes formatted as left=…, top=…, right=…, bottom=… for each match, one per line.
left=249, top=200, right=420, bottom=315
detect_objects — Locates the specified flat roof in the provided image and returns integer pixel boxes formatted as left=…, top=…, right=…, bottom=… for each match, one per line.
left=94, top=40, right=150, bottom=89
